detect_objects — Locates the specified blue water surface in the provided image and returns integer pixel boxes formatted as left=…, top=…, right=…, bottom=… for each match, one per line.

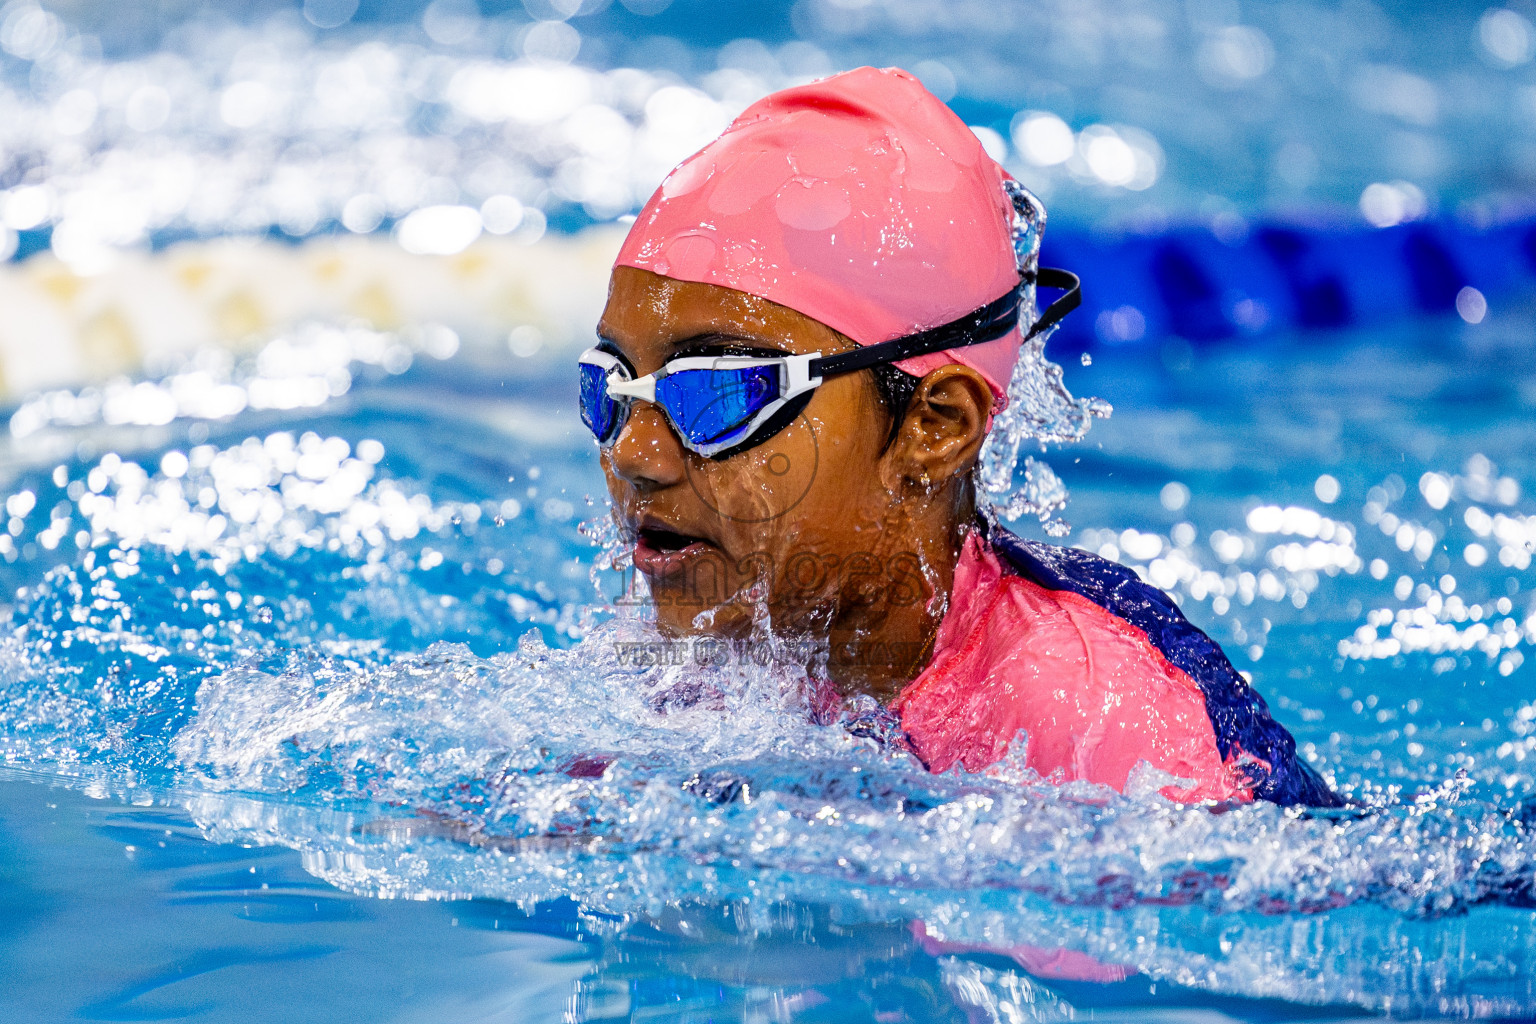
left=0, top=302, right=1532, bottom=1021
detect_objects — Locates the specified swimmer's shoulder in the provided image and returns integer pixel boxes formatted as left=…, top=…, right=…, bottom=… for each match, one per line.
left=984, top=525, right=1342, bottom=808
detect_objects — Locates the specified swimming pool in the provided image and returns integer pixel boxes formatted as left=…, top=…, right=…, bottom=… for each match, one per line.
left=0, top=295, right=1533, bottom=1020
left=3, top=0, right=1536, bottom=1019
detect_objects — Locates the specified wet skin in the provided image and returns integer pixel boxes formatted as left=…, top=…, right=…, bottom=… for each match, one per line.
left=596, top=266, right=995, bottom=702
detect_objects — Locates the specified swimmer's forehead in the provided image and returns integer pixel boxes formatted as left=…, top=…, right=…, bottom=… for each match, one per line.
left=597, top=267, right=852, bottom=361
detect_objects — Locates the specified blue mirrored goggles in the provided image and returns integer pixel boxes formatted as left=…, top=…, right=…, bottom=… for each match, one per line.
left=580, top=267, right=1080, bottom=460
left=579, top=348, right=822, bottom=458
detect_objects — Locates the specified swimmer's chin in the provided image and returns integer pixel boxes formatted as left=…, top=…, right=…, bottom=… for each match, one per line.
left=648, top=597, right=757, bottom=641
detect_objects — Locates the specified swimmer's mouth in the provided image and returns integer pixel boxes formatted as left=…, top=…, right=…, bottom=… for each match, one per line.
left=632, top=520, right=713, bottom=574
left=639, top=526, right=701, bottom=552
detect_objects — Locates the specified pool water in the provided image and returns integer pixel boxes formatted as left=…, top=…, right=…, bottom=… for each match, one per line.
left=5, top=0, right=1536, bottom=1017
left=1, top=300, right=1533, bottom=1021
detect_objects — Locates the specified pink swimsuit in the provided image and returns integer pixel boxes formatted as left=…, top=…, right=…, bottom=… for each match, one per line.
left=894, top=534, right=1249, bottom=803
left=884, top=526, right=1338, bottom=806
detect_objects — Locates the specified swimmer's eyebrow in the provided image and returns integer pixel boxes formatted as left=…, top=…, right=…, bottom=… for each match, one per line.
left=667, top=332, right=790, bottom=359
left=592, top=332, right=791, bottom=365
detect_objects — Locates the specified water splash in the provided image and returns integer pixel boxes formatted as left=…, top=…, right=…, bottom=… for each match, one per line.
left=978, top=331, right=1111, bottom=535
left=577, top=506, right=632, bottom=603
left=977, top=182, right=1112, bottom=535
left=136, top=613, right=1534, bottom=920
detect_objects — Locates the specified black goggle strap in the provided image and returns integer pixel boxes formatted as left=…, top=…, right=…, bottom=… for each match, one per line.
left=809, top=267, right=1080, bottom=380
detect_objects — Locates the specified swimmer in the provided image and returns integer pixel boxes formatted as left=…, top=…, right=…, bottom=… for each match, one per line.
left=585, top=66, right=1338, bottom=807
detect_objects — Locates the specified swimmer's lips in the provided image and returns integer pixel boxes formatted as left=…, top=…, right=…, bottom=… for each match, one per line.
left=631, top=519, right=715, bottom=577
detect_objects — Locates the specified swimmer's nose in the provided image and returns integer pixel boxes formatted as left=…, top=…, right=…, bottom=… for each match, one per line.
left=607, top=403, right=687, bottom=491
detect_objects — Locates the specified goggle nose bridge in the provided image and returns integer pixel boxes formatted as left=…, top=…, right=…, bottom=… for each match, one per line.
left=605, top=373, right=654, bottom=404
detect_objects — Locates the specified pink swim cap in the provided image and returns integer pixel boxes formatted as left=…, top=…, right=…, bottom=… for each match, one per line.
left=615, top=66, right=1028, bottom=408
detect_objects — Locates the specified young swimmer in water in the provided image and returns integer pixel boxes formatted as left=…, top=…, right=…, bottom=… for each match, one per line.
left=583, top=66, right=1338, bottom=807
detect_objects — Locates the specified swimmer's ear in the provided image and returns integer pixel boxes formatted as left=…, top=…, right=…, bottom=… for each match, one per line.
left=881, top=365, right=992, bottom=492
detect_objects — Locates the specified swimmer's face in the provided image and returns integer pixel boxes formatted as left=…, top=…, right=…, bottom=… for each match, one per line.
left=595, top=266, right=992, bottom=643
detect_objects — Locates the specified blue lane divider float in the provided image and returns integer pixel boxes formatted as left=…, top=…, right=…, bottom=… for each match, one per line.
left=10, top=228, right=53, bottom=262
left=1042, top=214, right=1536, bottom=353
